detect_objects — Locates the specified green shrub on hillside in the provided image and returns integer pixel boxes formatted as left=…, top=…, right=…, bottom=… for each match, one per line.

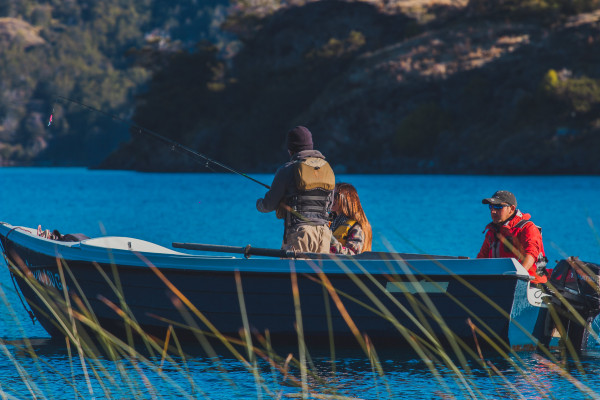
left=306, top=30, right=366, bottom=59
left=393, top=103, right=452, bottom=156
left=541, top=68, right=559, bottom=92
left=541, top=69, right=600, bottom=113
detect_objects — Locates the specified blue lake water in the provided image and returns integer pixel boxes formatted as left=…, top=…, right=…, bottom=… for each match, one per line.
left=1, top=167, right=600, bottom=399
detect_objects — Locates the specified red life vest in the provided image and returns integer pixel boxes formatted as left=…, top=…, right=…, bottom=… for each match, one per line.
left=479, top=211, right=548, bottom=282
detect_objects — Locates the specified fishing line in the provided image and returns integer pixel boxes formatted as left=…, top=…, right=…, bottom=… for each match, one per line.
left=49, top=95, right=270, bottom=189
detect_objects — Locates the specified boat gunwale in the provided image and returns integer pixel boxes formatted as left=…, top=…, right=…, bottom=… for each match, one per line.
left=1, top=222, right=531, bottom=278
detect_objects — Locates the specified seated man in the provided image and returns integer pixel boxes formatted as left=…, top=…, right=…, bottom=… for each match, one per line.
left=477, top=190, right=548, bottom=283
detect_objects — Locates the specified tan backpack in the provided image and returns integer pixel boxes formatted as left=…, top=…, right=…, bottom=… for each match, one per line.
left=294, top=157, right=335, bottom=191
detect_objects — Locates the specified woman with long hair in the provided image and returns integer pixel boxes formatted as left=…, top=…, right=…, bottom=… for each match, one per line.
left=330, top=182, right=372, bottom=254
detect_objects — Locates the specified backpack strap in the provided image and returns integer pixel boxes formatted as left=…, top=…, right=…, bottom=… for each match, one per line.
left=514, top=219, right=542, bottom=234
left=514, top=220, right=531, bottom=229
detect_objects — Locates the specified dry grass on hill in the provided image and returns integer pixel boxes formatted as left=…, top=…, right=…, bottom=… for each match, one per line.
left=0, top=17, right=45, bottom=48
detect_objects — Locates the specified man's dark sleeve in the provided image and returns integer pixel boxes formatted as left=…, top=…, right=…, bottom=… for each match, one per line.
left=256, top=166, right=288, bottom=213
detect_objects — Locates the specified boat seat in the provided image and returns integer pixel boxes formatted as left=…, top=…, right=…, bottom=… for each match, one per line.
left=82, top=236, right=186, bottom=254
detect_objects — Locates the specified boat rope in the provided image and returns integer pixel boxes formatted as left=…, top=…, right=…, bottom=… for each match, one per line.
left=2, top=227, right=37, bottom=324
left=8, top=270, right=37, bottom=325
left=50, top=95, right=271, bottom=189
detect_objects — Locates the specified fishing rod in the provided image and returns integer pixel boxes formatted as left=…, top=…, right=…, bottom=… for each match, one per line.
left=50, top=95, right=271, bottom=189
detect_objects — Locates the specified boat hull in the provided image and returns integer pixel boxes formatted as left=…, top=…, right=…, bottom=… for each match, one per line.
left=0, top=223, right=540, bottom=351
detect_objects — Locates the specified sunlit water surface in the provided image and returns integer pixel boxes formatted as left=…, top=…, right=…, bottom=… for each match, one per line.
left=1, top=168, right=600, bottom=399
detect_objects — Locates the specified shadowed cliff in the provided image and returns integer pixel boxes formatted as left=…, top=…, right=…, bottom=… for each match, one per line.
left=100, top=0, right=600, bottom=174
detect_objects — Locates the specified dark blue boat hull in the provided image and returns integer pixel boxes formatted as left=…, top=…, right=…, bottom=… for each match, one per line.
left=0, top=223, right=538, bottom=351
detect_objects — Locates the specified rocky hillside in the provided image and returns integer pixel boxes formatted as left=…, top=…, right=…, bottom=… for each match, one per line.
left=100, top=0, right=600, bottom=174
left=302, top=7, right=600, bottom=174
left=0, top=0, right=230, bottom=166
left=2, top=0, right=600, bottom=174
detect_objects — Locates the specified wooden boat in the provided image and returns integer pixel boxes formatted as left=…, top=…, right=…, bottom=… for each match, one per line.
left=1, top=221, right=598, bottom=353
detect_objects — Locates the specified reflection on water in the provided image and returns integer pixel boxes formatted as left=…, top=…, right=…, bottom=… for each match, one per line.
left=0, top=337, right=600, bottom=399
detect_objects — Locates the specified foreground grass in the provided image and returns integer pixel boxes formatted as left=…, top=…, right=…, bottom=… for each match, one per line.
left=0, top=253, right=599, bottom=399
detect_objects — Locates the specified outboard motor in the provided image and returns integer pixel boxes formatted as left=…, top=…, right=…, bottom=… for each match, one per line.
left=539, top=257, right=600, bottom=352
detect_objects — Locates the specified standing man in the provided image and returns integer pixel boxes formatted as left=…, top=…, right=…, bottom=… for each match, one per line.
left=256, top=126, right=335, bottom=253
left=477, top=190, right=548, bottom=283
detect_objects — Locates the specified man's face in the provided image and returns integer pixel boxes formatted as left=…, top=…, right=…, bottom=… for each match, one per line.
left=489, top=203, right=515, bottom=224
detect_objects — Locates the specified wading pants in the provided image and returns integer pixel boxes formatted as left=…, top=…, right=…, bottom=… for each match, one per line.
left=282, top=225, right=332, bottom=254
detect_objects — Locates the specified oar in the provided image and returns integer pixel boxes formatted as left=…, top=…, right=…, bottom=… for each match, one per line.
left=173, top=242, right=468, bottom=260
left=172, top=242, right=333, bottom=259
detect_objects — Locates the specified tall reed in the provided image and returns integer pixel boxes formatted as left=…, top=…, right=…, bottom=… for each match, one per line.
left=1, top=244, right=599, bottom=399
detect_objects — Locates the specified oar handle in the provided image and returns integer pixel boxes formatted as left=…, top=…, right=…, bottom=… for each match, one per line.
left=172, top=242, right=328, bottom=259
